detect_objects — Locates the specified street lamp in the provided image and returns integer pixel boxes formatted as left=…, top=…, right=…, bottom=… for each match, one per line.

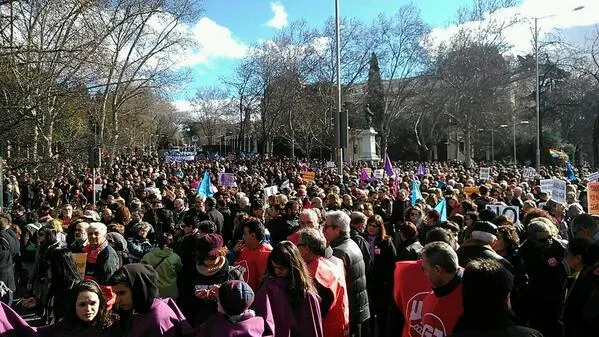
left=500, top=120, right=529, bottom=164
left=478, top=128, right=495, bottom=162
left=534, top=5, right=585, bottom=171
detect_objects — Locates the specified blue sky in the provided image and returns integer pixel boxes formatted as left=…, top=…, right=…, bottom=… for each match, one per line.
left=173, top=0, right=598, bottom=110
left=174, top=0, right=477, bottom=101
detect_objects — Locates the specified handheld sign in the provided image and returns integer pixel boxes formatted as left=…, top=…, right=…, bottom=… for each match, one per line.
left=326, top=161, right=336, bottom=168
left=587, top=182, right=599, bottom=215
left=523, top=167, right=535, bottom=179
left=486, top=205, right=520, bottom=224
left=264, top=186, right=278, bottom=197
left=302, top=171, right=316, bottom=183
left=218, top=173, right=236, bottom=187
left=373, top=169, right=384, bottom=180
left=479, top=167, right=491, bottom=181
left=72, top=253, right=87, bottom=279
left=551, top=179, right=567, bottom=204
left=540, top=179, right=553, bottom=193
left=464, top=186, right=480, bottom=199
left=587, top=172, right=599, bottom=182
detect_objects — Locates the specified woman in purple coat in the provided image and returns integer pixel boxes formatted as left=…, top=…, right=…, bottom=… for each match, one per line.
left=252, top=241, right=323, bottom=337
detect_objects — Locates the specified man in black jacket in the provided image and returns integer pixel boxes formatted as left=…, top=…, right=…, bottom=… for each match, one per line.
left=324, top=210, right=370, bottom=337
left=204, top=197, right=224, bottom=235
left=267, top=200, right=300, bottom=244
left=457, top=221, right=514, bottom=273
left=450, top=259, right=543, bottom=337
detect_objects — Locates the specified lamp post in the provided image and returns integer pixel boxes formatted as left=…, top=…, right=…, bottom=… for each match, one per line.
left=334, top=0, right=343, bottom=181
left=500, top=119, right=529, bottom=164
left=534, top=5, right=584, bottom=171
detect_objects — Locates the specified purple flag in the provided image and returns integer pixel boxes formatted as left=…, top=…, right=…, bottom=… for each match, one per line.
left=417, top=163, right=427, bottom=176
left=384, top=153, right=395, bottom=178
left=360, top=168, right=370, bottom=181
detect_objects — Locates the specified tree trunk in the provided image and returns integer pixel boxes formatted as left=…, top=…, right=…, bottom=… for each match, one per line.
left=465, top=123, right=473, bottom=168
left=593, top=110, right=599, bottom=167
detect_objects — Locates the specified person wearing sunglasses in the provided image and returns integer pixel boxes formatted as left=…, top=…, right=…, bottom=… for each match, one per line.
left=519, top=219, right=568, bottom=337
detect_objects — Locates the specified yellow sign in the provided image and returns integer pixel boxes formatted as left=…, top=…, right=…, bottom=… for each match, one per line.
left=302, top=171, right=315, bottom=182
left=72, top=253, right=87, bottom=279
left=587, top=182, right=599, bottom=215
left=464, top=186, right=480, bottom=199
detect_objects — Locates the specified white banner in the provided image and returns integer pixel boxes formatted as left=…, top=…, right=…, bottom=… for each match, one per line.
left=479, top=167, right=491, bottom=180
left=587, top=171, right=599, bottom=182
left=485, top=204, right=520, bottom=224
left=264, top=185, right=278, bottom=197
left=326, top=161, right=336, bottom=168
left=523, top=167, right=535, bottom=179
left=551, top=179, right=567, bottom=204
left=164, top=154, right=195, bottom=163
left=540, top=179, right=553, bottom=193
left=373, top=169, right=385, bottom=179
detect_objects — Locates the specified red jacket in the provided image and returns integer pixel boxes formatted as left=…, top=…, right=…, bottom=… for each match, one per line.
left=307, top=256, right=349, bottom=337
left=393, top=260, right=431, bottom=337
left=420, top=280, right=463, bottom=336
left=235, top=243, right=273, bottom=291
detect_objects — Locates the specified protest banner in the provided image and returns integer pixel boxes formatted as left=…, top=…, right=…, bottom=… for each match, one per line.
left=464, top=186, right=480, bottom=199
left=523, top=167, right=535, bottom=179
left=587, top=172, right=599, bottom=182
left=551, top=179, right=567, bottom=204
left=540, top=179, right=553, bottom=193
left=485, top=204, right=520, bottom=223
left=587, top=182, right=599, bottom=215
left=72, top=253, right=87, bottom=279
left=218, top=173, right=236, bottom=187
left=479, top=167, right=491, bottom=180
left=302, top=171, right=315, bottom=182
left=264, top=186, right=278, bottom=197
left=164, top=151, right=195, bottom=163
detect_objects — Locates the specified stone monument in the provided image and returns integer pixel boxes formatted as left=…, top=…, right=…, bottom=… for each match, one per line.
left=357, top=105, right=380, bottom=162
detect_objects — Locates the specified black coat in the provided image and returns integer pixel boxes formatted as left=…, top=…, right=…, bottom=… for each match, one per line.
left=563, top=263, right=599, bottom=337
left=84, top=244, right=119, bottom=285
left=450, top=325, right=543, bottom=337
left=330, top=235, right=370, bottom=325
left=205, top=208, right=225, bottom=235
left=365, top=236, right=396, bottom=312
left=0, top=229, right=18, bottom=291
left=396, top=238, right=423, bottom=261
left=266, top=215, right=298, bottom=245
left=457, top=240, right=514, bottom=273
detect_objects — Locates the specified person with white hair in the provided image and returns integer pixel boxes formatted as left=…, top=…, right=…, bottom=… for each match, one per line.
left=82, top=222, right=120, bottom=308
left=287, top=209, right=319, bottom=245
left=323, top=211, right=370, bottom=337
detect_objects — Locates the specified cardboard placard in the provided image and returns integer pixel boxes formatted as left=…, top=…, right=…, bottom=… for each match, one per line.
left=464, top=186, right=480, bottom=199
left=523, top=167, right=535, bottom=179
left=486, top=204, right=520, bottom=223
left=587, top=182, right=599, bottom=215
left=551, top=179, right=567, bottom=204
left=373, top=169, right=384, bottom=179
left=302, top=171, right=315, bottom=182
left=326, top=161, right=336, bottom=168
left=72, top=253, right=87, bottom=279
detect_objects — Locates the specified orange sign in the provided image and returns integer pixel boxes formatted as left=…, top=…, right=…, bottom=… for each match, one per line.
left=587, top=182, right=599, bottom=215
left=302, top=171, right=315, bottom=182
left=72, top=253, right=87, bottom=279
left=464, top=186, right=480, bottom=199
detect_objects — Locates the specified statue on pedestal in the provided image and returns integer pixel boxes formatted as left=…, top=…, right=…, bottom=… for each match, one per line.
left=364, top=105, right=375, bottom=129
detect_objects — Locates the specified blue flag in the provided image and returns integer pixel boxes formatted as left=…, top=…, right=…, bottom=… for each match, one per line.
left=566, top=161, right=577, bottom=181
left=197, top=170, right=214, bottom=197
left=411, top=180, right=423, bottom=206
left=434, top=198, right=447, bottom=222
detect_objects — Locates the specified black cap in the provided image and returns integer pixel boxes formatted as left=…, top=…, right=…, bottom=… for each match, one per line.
left=471, top=221, right=498, bottom=236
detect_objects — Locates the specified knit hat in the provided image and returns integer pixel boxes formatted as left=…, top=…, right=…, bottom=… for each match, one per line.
left=196, top=234, right=224, bottom=259
left=218, top=280, right=254, bottom=316
left=399, top=222, right=418, bottom=240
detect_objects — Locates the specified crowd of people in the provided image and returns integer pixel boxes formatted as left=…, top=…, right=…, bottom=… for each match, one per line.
left=0, top=151, right=597, bottom=337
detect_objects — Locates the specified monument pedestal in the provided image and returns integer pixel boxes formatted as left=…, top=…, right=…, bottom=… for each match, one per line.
left=357, top=128, right=380, bottom=162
